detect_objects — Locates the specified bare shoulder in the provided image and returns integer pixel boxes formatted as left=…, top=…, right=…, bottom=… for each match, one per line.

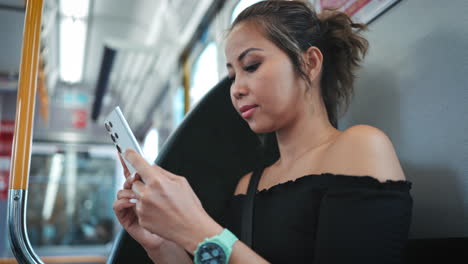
left=233, top=172, right=253, bottom=196
left=331, top=125, right=406, bottom=182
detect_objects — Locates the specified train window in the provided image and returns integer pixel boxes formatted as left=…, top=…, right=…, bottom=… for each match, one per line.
left=25, top=144, right=118, bottom=250
left=190, top=42, right=219, bottom=107
left=173, top=86, right=185, bottom=126
left=142, top=128, right=159, bottom=163
left=231, top=0, right=264, bottom=23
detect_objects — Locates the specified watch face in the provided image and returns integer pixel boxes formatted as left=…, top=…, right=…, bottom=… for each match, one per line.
left=196, top=242, right=227, bottom=264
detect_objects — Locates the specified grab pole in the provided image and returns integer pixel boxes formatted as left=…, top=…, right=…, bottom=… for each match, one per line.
left=7, top=0, right=45, bottom=263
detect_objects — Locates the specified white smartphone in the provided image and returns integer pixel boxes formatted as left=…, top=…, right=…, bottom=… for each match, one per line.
left=104, top=106, right=144, bottom=175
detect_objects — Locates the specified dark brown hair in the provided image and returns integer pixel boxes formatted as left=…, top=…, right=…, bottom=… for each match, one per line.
left=230, top=0, right=369, bottom=128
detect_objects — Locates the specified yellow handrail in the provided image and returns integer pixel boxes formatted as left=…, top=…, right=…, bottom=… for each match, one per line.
left=9, top=0, right=43, bottom=190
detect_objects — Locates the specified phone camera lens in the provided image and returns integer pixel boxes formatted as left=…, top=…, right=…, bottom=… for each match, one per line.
left=115, top=133, right=119, bottom=139
left=109, top=121, right=113, bottom=128
left=105, top=123, right=111, bottom=132
left=111, top=134, right=116, bottom=142
left=116, top=145, right=121, bottom=153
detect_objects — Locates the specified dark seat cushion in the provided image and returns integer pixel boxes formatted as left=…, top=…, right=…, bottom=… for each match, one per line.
left=403, top=237, right=468, bottom=263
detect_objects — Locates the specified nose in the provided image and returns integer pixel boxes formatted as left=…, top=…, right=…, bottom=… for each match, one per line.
left=230, top=79, right=248, bottom=100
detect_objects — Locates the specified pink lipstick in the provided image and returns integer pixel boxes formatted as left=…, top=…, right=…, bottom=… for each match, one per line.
left=239, top=105, right=258, bottom=118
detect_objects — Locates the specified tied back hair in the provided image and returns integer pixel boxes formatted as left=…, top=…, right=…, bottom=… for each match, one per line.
left=318, top=8, right=369, bottom=128
left=230, top=0, right=369, bottom=164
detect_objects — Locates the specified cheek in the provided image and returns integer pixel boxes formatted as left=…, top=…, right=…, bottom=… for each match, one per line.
left=260, top=71, right=298, bottom=108
left=262, top=80, right=304, bottom=127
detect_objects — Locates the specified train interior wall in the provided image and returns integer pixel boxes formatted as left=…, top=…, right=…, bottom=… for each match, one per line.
left=339, top=0, right=468, bottom=238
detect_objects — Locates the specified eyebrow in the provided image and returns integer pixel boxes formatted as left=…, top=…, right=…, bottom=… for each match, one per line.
left=226, top=48, right=263, bottom=68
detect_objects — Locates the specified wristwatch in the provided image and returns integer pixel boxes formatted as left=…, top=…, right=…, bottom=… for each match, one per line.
left=194, top=228, right=238, bottom=264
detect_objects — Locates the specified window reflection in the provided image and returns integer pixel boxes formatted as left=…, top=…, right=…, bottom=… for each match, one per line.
left=27, top=144, right=117, bottom=246
left=190, top=42, right=219, bottom=107
left=143, top=128, right=159, bottom=163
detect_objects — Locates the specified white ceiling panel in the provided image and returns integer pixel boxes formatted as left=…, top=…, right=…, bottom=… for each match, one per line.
left=82, top=0, right=159, bottom=85
left=1, top=0, right=220, bottom=128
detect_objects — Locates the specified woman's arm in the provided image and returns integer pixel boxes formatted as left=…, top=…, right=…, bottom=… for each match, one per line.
left=144, top=228, right=270, bottom=264
left=114, top=156, right=193, bottom=264
left=312, top=125, right=412, bottom=263
left=230, top=240, right=270, bottom=264
left=124, top=150, right=270, bottom=263
left=141, top=210, right=269, bottom=264
left=178, top=218, right=270, bottom=264
left=333, top=125, right=406, bottom=182
left=144, top=240, right=193, bottom=264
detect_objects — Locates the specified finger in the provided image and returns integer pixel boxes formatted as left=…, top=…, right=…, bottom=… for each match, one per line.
left=113, top=199, right=136, bottom=212
left=131, top=180, right=147, bottom=199
left=123, top=173, right=141, bottom=189
left=118, top=153, right=131, bottom=177
left=124, top=150, right=156, bottom=182
left=117, top=189, right=136, bottom=200
left=151, top=164, right=177, bottom=180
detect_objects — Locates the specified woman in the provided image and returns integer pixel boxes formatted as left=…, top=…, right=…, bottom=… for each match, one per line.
left=113, top=1, right=413, bottom=263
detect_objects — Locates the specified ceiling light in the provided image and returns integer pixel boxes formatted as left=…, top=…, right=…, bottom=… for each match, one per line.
left=59, top=0, right=90, bottom=83
left=59, top=18, right=87, bottom=83
left=60, top=0, right=89, bottom=18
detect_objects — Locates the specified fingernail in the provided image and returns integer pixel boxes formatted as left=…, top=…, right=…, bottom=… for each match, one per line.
left=129, top=199, right=138, bottom=204
left=130, top=172, right=136, bottom=179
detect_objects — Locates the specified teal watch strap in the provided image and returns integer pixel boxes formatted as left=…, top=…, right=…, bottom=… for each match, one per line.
left=194, top=228, right=238, bottom=264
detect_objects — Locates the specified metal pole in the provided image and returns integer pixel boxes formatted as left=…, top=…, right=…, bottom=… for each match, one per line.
left=7, top=0, right=45, bottom=263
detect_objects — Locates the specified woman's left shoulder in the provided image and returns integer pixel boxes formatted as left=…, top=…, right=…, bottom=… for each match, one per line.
left=340, top=125, right=390, bottom=144
left=333, top=125, right=406, bottom=182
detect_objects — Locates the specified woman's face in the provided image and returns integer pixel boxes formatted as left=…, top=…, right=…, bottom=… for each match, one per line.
left=225, top=22, right=308, bottom=133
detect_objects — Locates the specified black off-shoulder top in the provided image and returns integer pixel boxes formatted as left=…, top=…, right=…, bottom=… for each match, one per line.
left=222, top=172, right=413, bottom=264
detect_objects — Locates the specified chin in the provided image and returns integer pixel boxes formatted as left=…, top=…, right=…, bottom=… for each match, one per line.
left=247, top=120, right=277, bottom=134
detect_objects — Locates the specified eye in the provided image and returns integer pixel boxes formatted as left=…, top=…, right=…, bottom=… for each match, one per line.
left=244, top=63, right=261, bottom=72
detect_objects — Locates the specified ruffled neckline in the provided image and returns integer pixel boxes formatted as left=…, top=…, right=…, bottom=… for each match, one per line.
left=234, top=173, right=412, bottom=198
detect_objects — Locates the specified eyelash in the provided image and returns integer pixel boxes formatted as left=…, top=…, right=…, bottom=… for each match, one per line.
left=229, top=63, right=261, bottom=82
left=244, top=62, right=261, bottom=72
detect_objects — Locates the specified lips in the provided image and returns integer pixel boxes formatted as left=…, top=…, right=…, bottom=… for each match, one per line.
left=239, top=104, right=257, bottom=113
left=239, top=104, right=258, bottom=118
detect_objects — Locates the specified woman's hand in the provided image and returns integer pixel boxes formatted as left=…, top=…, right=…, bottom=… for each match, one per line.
left=113, top=155, right=165, bottom=250
left=124, top=149, right=223, bottom=253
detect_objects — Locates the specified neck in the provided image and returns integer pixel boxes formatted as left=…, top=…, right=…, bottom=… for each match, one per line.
left=274, top=97, right=339, bottom=170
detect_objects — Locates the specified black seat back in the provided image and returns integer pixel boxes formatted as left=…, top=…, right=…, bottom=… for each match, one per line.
left=403, top=237, right=468, bottom=263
